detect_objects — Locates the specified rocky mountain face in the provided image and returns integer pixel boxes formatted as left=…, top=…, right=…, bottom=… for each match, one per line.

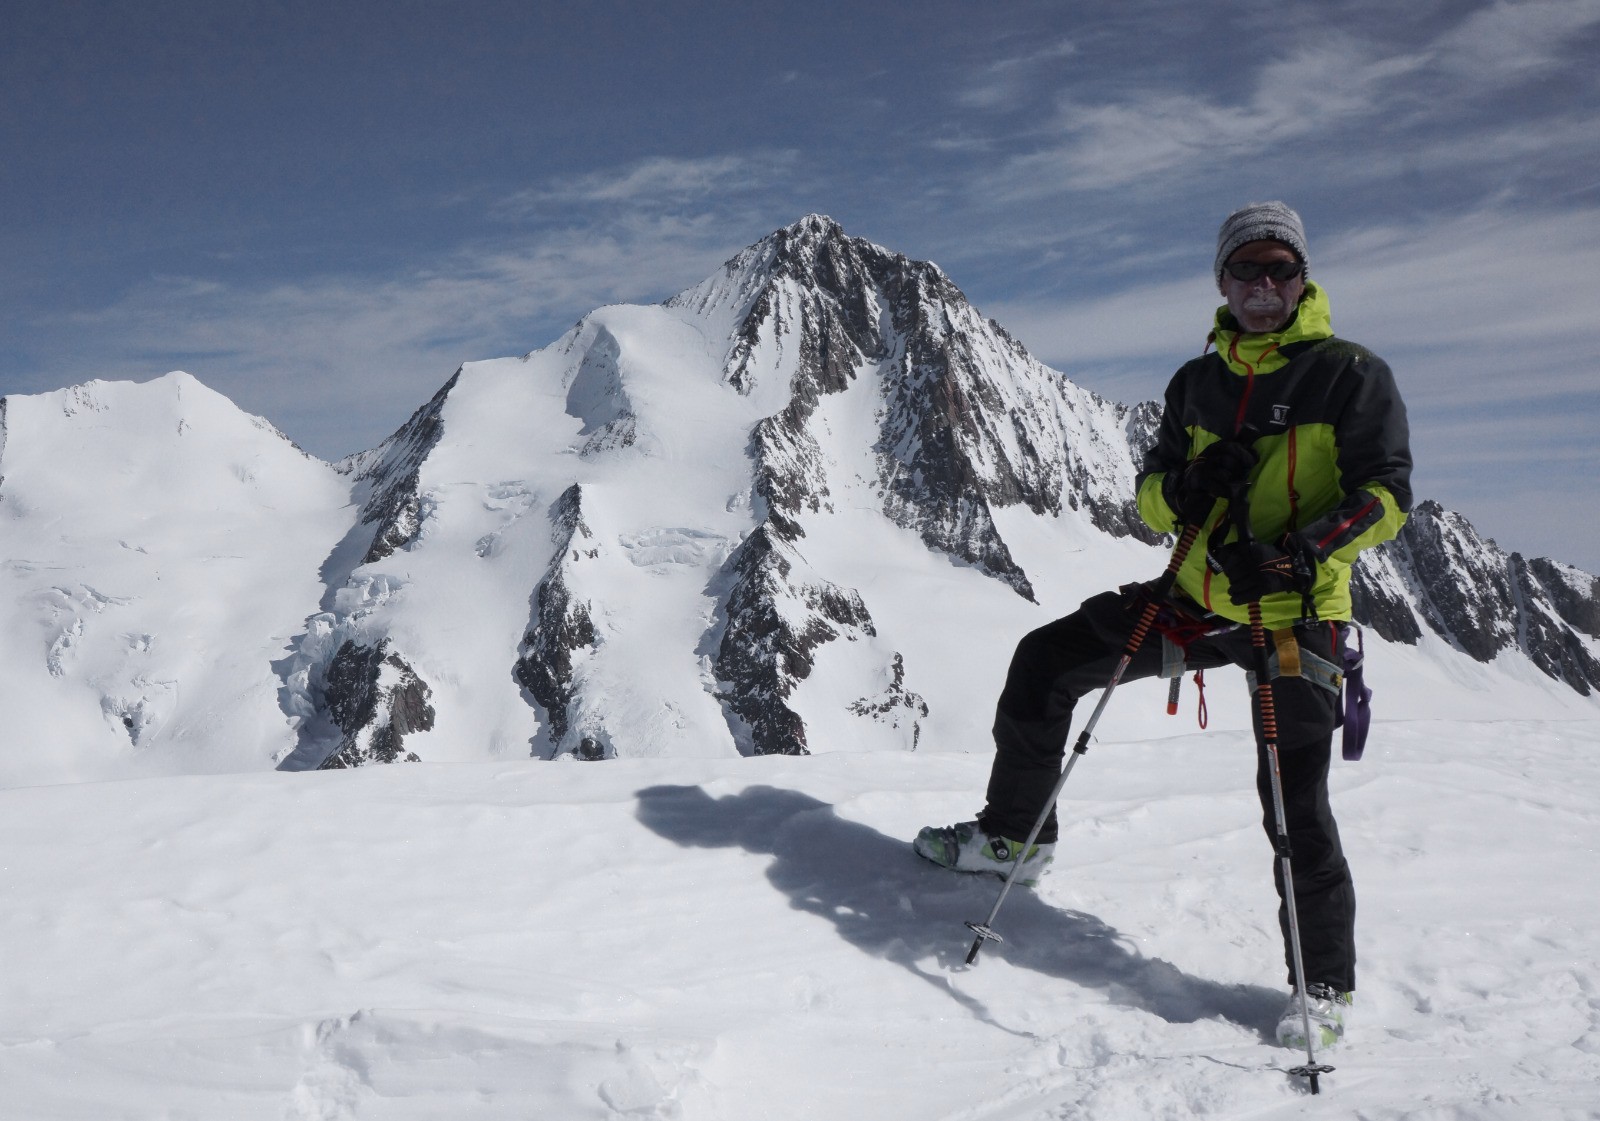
left=1351, top=501, right=1600, bottom=694
left=287, top=217, right=1600, bottom=761
left=288, top=214, right=1164, bottom=764
left=696, top=217, right=1157, bottom=589
left=4, top=216, right=1597, bottom=784
left=661, top=215, right=1153, bottom=753
left=346, top=371, right=460, bottom=565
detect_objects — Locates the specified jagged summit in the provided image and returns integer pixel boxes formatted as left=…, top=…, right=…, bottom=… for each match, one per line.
left=667, top=214, right=953, bottom=351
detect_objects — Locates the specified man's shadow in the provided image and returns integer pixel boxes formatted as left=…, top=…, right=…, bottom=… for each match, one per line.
left=635, top=783, right=1281, bottom=1038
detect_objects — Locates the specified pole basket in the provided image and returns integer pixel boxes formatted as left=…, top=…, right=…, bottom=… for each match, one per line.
left=1288, top=1062, right=1335, bottom=1094
left=963, top=921, right=1003, bottom=964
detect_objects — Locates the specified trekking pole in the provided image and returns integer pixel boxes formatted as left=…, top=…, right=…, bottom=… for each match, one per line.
left=1228, top=485, right=1334, bottom=1095
left=964, top=521, right=1203, bottom=965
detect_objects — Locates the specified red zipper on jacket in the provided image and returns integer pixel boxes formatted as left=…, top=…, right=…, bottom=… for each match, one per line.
left=1286, top=427, right=1301, bottom=529
left=1227, top=334, right=1279, bottom=435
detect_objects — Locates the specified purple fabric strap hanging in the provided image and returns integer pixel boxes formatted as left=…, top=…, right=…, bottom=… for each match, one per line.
left=1333, top=624, right=1372, bottom=761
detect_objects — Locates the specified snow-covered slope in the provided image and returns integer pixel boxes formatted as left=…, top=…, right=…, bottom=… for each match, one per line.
left=3, top=721, right=1597, bottom=1118
left=3, top=216, right=1597, bottom=790
left=269, top=215, right=1173, bottom=772
left=0, top=373, right=353, bottom=786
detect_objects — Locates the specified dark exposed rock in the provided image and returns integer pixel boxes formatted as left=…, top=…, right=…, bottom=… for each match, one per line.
left=750, top=406, right=827, bottom=543
left=871, top=251, right=1041, bottom=599
left=1348, top=548, right=1426, bottom=645
left=1523, top=556, right=1600, bottom=639
left=1406, top=501, right=1519, bottom=661
left=1511, top=556, right=1600, bottom=695
left=1351, top=500, right=1600, bottom=693
left=848, top=653, right=929, bottom=749
left=1122, top=398, right=1162, bottom=462
left=318, top=638, right=433, bottom=768
left=1103, top=399, right=1166, bottom=545
left=346, top=369, right=460, bottom=563
left=714, top=525, right=877, bottom=756
left=514, top=484, right=606, bottom=756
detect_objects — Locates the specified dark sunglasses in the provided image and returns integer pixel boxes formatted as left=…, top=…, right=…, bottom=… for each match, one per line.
left=1223, top=259, right=1304, bottom=282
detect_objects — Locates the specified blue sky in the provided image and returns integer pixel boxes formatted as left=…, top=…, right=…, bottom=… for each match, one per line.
left=5, top=0, right=1599, bottom=572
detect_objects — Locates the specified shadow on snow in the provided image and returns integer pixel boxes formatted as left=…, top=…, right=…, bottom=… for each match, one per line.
left=634, top=782, right=1281, bottom=1040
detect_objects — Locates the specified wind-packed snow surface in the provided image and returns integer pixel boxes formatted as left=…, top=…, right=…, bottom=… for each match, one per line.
left=4, top=721, right=1599, bottom=1118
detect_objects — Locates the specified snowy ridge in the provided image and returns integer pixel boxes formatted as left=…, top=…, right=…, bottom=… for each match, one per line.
left=342, top=369, right=461, bottom=564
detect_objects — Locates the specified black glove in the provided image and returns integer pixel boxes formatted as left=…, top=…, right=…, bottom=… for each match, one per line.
left=1163, top=441, right=1258, bottom=526
left=1210, top=533, right=1317, bottom=606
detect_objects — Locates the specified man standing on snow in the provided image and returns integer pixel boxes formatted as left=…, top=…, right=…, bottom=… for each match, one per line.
left=914, top=201, right=1412, bottom=1050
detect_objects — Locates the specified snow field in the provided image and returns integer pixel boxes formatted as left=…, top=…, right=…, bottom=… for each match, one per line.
left=4, top=718, right=1598, bottom=1119
left=0, top=374, right=354, bottom=784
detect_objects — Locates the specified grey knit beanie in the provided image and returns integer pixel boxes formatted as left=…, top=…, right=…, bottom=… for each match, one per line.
left=1214, top=201, right=1309, bottom=285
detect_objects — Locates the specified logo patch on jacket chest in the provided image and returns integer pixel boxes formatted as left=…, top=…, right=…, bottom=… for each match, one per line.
left=1271, top=404, right=1292, bottom=426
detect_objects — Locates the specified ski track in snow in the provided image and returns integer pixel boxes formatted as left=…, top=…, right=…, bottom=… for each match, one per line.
left=3, top=721, right=1599, bottom=1119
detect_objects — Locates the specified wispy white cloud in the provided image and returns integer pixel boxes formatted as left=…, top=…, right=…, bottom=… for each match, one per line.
left=954, top=37, right=1078, bottom=110
left=1430, top=0, right=1600, bottom=80
left=17, top=148, right=827, bottom=459
left=982, top=37, right=1428, bottom=196
left=966, top=2, right=1599, bottom=203
left=1317, top=208, right=1600, bottom=398
left=502, top=151, right=801, bottom=211
left=1347, top=110, right=1600, bottom=192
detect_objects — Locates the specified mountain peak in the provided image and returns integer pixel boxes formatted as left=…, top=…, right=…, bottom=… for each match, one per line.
left=782, top=212, right=844, bottom=239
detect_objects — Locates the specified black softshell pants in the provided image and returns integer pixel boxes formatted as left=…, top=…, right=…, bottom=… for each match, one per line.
left=978, top=589, right=1356, bottom=993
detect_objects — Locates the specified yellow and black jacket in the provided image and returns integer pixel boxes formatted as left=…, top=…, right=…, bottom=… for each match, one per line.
left=1135, top=282, right=1413, bottom=627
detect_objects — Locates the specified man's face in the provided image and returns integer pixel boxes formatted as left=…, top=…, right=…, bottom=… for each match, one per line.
left=1220, top=239, right=1306, bottom=334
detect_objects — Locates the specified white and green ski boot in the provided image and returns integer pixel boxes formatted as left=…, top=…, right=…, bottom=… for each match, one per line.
left=1276, top=983, right=1352, bottom=1050
left=912, top=821, right=1054, bottom=887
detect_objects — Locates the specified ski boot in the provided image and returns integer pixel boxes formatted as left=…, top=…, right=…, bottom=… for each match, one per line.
left=1276, top=983, right=1353, bottom=1049
left=913, top=821, right=1054, bottom=887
